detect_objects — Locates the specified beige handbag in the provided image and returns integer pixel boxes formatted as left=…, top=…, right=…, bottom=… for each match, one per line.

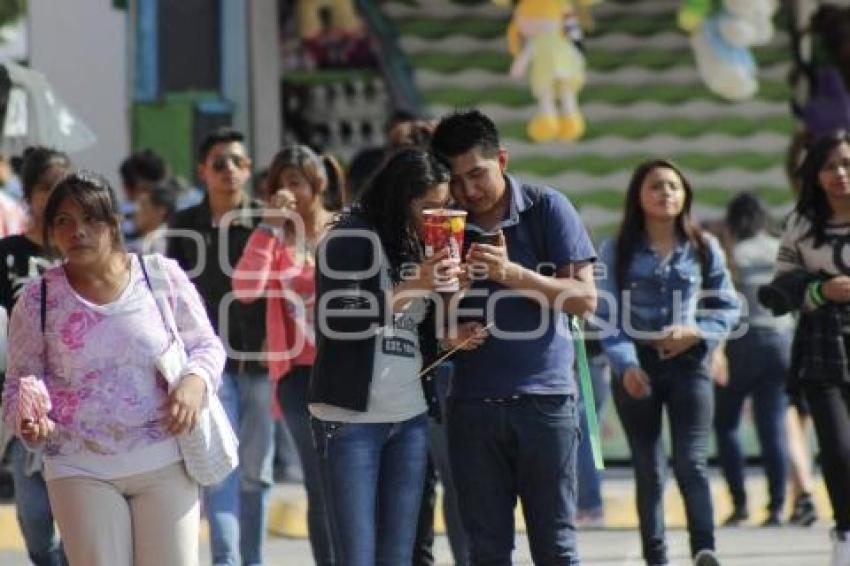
left=140, top=254, right=238, bottom=486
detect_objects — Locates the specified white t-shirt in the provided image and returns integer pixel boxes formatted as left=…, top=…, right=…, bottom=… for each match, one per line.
left=310, top=245, right=428, bottom=423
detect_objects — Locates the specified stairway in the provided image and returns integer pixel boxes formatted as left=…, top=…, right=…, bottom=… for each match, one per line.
left=384, top=0, right=795, bottom=236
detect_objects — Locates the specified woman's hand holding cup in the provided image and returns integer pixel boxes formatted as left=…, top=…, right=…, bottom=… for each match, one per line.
left=392, top=248, right=458, bottom=311
left=417, top=248, right=461, bottom=292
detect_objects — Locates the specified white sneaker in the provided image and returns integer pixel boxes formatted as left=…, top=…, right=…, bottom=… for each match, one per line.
left=694, top=549, right=720, bottom=566
left=832, top=530, right=850, bottom=566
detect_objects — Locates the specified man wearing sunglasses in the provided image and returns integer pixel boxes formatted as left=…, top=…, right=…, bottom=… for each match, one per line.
left=167, top=127, right=273, bottom=566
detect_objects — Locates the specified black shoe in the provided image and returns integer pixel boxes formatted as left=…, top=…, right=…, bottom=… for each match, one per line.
left=789, top=493, right=817, bottom=527
left=694, top=549, right=721, bottom=566
left=722, top=507, right=749, bottom=526
left=761, top=510, right=782, bottom=527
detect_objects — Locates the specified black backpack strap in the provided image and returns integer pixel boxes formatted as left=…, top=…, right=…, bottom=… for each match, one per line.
left=40, top=276, right=46, bottom=334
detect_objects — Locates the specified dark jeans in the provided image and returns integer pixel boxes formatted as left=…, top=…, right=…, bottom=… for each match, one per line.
left=414, top=363, right=470, bottom=566
left=447, top=395, right=581, bottom=566
left=612, top=346, right=714, bottom=565
left=312, top=412, right=429, bottom=566
left=9, top=440, right=66, bottom=566
left=277, top=367, right=336, bottom=565
left=715, top=328, right=789, bottom=513
left=801, top=381, right=850, bottom=532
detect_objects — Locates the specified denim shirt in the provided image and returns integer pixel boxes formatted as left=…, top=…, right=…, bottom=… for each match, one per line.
left=595, top=234, right=740, bottom=374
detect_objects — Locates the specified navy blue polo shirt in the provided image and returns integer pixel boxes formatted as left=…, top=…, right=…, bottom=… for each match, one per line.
left=450, top=175, right=596, bottom=398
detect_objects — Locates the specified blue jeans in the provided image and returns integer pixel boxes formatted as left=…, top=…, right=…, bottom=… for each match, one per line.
left=204, top=371, right=274, bottom=566
left=577, top=354, right=611, bottom=514
left=447, top=395, right=581, bottom=566
left=715, top=328, right=789, bottom=513
left=9, top=440, right=66, bottom=566
left=612, top=345, right=714, bottom=565
left=277, top=367, right=336, bottom=566
left=311, top=413, right=429, bottom=566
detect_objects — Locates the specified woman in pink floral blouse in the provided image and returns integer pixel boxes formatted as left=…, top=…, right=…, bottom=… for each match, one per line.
left=1, top=171, right=225, bottom=566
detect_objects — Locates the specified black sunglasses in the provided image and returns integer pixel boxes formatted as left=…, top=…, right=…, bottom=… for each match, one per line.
left=211, top=153, right=248, bottom=173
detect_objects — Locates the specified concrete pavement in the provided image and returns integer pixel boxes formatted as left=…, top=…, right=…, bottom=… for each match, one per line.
left=0, top=524, right=833, bottom=565
left=0, top=470, right=836, bottom=565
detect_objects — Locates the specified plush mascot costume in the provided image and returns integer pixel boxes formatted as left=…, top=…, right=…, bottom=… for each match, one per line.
left=297, top=0, right=361, bottom=40
left=506, top=0, right=589, bottom=142
left=682, top=0, right=778, bottom=101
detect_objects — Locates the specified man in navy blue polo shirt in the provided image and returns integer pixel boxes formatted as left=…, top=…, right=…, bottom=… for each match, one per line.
left=431, top=110, right=597, bottom=565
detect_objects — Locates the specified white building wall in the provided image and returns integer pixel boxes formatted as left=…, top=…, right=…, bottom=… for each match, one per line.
left=222, top=0, right=250, bottom=140
left=28, top=0, right=128, bottom=189
left=248, top=0, right=282, bottom=169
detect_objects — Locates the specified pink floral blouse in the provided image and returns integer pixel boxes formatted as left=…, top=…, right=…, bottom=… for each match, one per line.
left=1, top=254, right=225, bottom=480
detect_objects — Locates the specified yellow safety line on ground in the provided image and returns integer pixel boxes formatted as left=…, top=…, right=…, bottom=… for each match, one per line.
left=0, top=479, right=832, bottom=550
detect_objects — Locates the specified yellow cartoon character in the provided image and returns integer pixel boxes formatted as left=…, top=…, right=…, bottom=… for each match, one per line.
left=297, top=0, right=360, bottom=39
left=507, top=0, right=587, bottom=142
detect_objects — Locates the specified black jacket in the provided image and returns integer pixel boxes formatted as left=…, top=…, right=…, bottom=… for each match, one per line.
left=761, top=269, right=850, bottom=389
left=790, top=303, right=850, bottom=389
left=166, top=195, right=266, bottom=374
left=309, top=215, right=440, bottom=416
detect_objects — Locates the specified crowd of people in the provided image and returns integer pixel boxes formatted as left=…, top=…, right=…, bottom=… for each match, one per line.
left=0, top=109, right=846, bottom=566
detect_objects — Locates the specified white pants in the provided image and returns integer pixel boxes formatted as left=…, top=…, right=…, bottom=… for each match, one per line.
left=48, top=462, right=200, bottom=566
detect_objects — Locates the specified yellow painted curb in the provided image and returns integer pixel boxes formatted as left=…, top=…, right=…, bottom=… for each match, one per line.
left=265, top=477, right=833, bottom=539
left=0, top=477, right=834, bottom=550
left=267, top=497, right=309, bottom=538
left=0, top=505, right=212, bottom=551
left=0, top=504, right=25, bottom=550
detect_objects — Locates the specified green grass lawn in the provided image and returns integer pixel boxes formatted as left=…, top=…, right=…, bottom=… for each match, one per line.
left=281, top=69, right=378, bottom=86
left=425, top=79, right=790, bottom=107
left=509, top=151, right=786, bottom=176
left=499, top=115, right=793, bottom=144
left=396, top=15, right=684, bottom=40
left=410, top=45, right=787, bottom=73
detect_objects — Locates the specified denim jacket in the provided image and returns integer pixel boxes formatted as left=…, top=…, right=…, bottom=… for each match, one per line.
left=595, top=234, right=740, bottom=374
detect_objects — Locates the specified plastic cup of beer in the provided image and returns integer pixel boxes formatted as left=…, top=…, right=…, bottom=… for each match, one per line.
left=422, top=208, right=467, bottom=292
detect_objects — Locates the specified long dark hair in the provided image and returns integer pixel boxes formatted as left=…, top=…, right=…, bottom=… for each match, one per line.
left=349, top=147, right=449, bottom=282
left=614, top=159, right=709, bottom=290
left=795, top=130, right=850, bottom=247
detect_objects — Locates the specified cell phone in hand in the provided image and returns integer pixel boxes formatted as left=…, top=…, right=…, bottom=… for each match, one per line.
left=470, top=230, right=502, bottom=246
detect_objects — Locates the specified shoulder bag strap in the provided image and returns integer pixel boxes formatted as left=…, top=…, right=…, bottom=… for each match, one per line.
left=40, top=277, right=46, bottom=334
left=138, top=254, right=179, bottom=342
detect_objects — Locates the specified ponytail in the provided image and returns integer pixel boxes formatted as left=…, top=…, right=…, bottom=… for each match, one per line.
left=321, top=153, right=347, bottom=211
